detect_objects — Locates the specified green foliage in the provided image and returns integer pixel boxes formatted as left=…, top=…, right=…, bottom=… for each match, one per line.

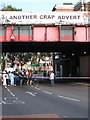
left=1, top=5, right=22, bottom=11
left=40, top=53, right=52, bottom=57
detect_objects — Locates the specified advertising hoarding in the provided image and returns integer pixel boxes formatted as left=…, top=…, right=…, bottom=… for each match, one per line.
left=0, top=11, right=90, bottom=25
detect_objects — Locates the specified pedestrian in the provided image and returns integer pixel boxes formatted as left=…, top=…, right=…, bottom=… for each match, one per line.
left=6, top=71, right=10, bottom=86
left=9, top=72, right=15, bottom=86
left=19, top=71, right=23, bottom=85
left=27, top=69, right=33, bottom=86
left=8, top=71, right=11, bottom=85
left=2, top=71, right=7, bottom=86
left=49, top=71, right=55, bottom=87
left=22, top=69, right=27, bottom=85
left=43, top=70, right=46, bottom=77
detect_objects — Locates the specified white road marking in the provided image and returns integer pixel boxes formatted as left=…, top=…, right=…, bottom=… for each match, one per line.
left=2, top=101, right=6, bottom=104
left=22, top=102, right=25, bottom=104
left=58, top=95, right=80, bottom=102
left=35, top=87, right=40, bottom=90
left=10, top=92, right=15, bottom=97
left=42, top=90, right=52, bottom=95
left=15, top=97, right=18, bottom=100
left=0, top=103, right=2, bottom=104
left=5, top=103, right=14, bottom=104
left=4, top=86, right=7, bottom=89
left=3, top=87, right=25, bottom=105
left=7, top=88, right=10, bottom=92
left=6, top=87, right=18, bottom=99
left=4, top=97, right=7, bottom=100
left=26, top=92, right=36, bottom=96
left=14, top=100, right=25, bottom=104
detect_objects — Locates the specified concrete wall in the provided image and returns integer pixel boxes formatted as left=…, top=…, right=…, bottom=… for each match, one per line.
left=80, top=56, right=90, bottom=77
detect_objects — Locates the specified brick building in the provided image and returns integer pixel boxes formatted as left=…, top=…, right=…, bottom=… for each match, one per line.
left=52, top=0, right=90, bottom=11
left=74, top=0, right=90, bottom=11
left=52, top=3, right=74, bottom=11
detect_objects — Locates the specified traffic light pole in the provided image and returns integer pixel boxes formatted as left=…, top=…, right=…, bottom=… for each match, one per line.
left=53, top=52, right=63, bottom=77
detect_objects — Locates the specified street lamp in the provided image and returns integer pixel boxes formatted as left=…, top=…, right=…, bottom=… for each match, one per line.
left=59, top=20, right=63, bottom=77
left=81, top=0, right=84, bottom=5
left=81, top=0, right=84, bottom=11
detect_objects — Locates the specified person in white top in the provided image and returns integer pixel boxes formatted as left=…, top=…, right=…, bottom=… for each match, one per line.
left=9, top=72, right=15, bottom=86
left=49, top=71, right=55, bottom=87
left=2, top=71, right=7, bottom=86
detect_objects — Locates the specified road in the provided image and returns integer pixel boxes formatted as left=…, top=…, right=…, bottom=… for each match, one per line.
left=0, top=82, right=89, bottom=119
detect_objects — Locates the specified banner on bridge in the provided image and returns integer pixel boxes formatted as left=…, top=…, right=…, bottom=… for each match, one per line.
left=0, top=11, right=90, bottom=25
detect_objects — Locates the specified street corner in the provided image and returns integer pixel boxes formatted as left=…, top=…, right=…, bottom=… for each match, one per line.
left=74, top=82, right=90, bottom=88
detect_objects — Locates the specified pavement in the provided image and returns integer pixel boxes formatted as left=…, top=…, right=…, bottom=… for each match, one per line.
left=69, top=82, right=90, bottom=87
left=38, top=80, right=90, bottom=88
left=2, top=114, right=60, bottom=118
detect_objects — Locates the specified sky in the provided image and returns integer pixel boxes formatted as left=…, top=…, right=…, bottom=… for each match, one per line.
left=0, top=0, right=79, bottom=11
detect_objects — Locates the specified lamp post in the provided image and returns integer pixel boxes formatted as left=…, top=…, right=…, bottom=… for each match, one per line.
left=59, top=19, right=62, bottom=41
left=81, top=0, right=84, bottom=11
left=81, top=0, right=84, bottom=5
left=59, top=52, right=63, bottom=77
left=53, top=52, right=63, bottom=77
left=59, top=20, right=63, bottom=77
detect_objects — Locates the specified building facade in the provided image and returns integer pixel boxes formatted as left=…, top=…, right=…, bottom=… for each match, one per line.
left=52, top=0, right=90, bottom=11
left=74, top=0, right=90, bottom=11
left=52, top=3, right=74, bottom=11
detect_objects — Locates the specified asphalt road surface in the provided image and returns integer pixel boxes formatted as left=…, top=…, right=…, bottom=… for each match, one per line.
left=0, top=82, right=89, bottom=119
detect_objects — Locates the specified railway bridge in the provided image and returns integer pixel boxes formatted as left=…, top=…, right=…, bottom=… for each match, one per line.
left=0, top=11, right=90, bottom=77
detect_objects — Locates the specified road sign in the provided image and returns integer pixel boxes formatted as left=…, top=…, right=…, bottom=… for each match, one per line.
left=10, top=34, right=15, bottom=40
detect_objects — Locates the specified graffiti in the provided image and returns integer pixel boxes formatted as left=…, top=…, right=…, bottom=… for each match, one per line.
left=0, top=14, right=10, bottom=24
left=83, top=13, right=90, bottom=24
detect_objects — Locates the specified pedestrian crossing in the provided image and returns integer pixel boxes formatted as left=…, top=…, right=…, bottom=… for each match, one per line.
left=2, top=86, right=25, bottom=105
left=2, top=85, right=81, bottom=105
left=1, top=97, right=25, bottom=105
left=2, top=97, right=25, bottom=104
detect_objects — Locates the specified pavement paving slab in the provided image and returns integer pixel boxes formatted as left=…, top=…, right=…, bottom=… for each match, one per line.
left=2, top=114, right=60, bottom=118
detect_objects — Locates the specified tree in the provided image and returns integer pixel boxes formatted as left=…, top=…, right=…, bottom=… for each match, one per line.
left=31, top=52, right=52, bottom=64
left=1, top=4, right=22, bottom=11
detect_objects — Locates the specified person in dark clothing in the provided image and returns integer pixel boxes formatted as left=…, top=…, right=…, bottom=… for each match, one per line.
left=18, top=71, right=23, bottom=85
left=27, top=70, right=33, bottom=86
left=6, top=71, right=10, bottom=86
left=22, top=70, right=28, bottom=85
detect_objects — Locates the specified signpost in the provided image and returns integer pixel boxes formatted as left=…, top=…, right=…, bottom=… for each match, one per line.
left=10, top=34, right=15, bottom=41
